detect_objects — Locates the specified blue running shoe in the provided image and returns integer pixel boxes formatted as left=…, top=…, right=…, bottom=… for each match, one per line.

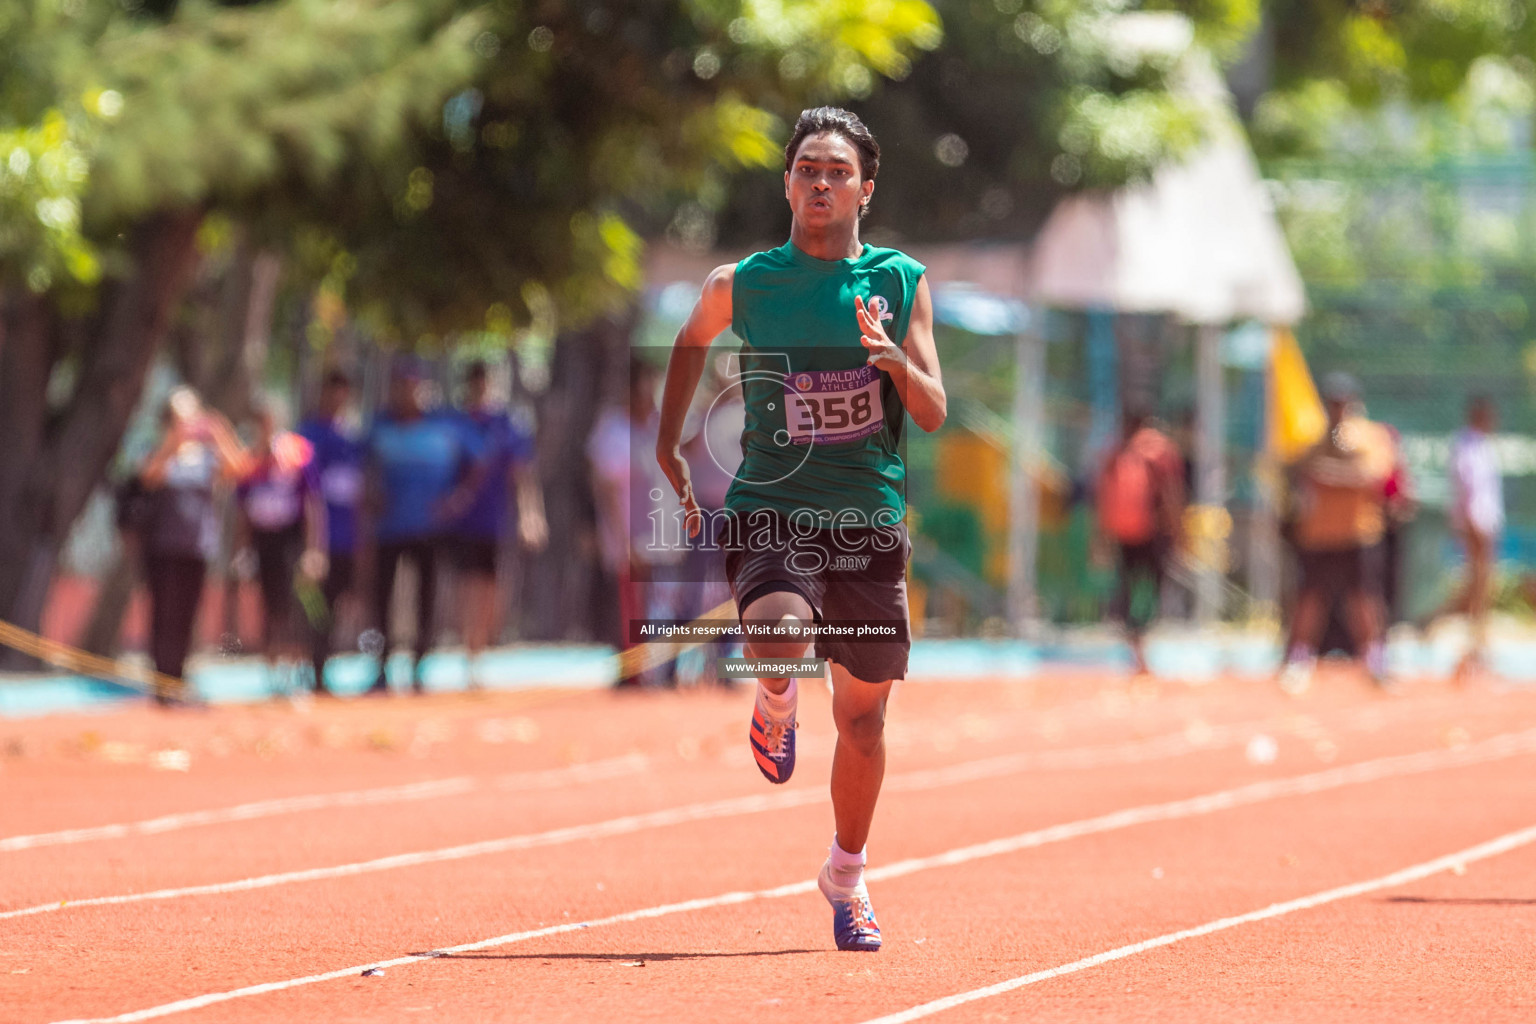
left=818, top=862, right=882, bottom=952
left=748, top=693, right=797, bottom=785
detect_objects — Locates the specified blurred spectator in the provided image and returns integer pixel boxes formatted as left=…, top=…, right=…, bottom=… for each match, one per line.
left=1320, top=422, right=1416, bottom=653
left=1381, top=424, right=1418, bottom=622
left=235, top=401, right=327, bottom=696
left=588, top=359, right=683, bottom=687
left=297, top=369, right=367, bottom=695
left=136, top=387, right=249, bottom=704
left=451, top=360, right=547, bottom=689
left=1094, top=407, right=1185, bottom=676
left=1279, top=373, right=1395, bottom=694
left=363, top=359, right=481, bottom=695
left=1423, top=394, right=1504, bottom=680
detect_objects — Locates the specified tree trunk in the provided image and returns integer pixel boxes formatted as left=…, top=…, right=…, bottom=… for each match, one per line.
left=77, top=551, right=140, bottom=657
left=518, top=310, right=634, bottom=641
left=0, top=210, right=204, bottom=666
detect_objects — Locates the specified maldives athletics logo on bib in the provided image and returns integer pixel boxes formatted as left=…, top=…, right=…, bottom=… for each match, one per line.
left=868, top=295, right=894, bottom=322
left=794, top=373, right=814, bottom=392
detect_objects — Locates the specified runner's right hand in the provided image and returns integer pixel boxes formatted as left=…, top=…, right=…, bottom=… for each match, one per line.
left=656, top=446, right=703, bottom=538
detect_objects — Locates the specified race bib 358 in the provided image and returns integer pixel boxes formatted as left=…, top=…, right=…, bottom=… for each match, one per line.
left=784, top=365, right=884, bottom=446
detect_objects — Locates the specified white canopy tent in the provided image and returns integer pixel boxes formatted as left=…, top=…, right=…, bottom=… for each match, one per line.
left=1025, top=49, right=1304, bottom=324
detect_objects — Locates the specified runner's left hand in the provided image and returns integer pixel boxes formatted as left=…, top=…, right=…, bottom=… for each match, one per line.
left=856, top=295, right=906, bottom=373
left=656, top=446, right=703, bottom=539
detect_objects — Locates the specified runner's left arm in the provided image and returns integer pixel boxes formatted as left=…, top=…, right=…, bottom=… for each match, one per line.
left=856, top=275, right=946, bottom=432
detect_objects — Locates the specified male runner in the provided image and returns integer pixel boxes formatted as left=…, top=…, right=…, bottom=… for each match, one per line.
left=656, top=107, right=946, bottom=951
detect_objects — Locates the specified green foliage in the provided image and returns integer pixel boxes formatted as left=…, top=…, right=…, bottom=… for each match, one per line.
left=720, top=0, right=1261, bottom=246
left=1266, top=57, right=1536, bottom=290
left=1257, top=0, right=1536, bottom=158
left=308, top=0, right=946, bottom=343
left=83, top=0, right=491, bottom=224
left=1265, top=56, right=1536, bottom=449
left=0, top=111, right=97, bottom=291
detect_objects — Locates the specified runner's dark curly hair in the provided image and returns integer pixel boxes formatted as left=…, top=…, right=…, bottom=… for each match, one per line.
left=784, top=107, right=880, bottom=218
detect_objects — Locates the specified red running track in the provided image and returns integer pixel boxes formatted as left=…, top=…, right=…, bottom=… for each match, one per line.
left=3, top=666, right=1536, bottom=1022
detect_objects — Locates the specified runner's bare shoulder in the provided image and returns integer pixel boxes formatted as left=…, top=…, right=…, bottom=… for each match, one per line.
left=682, top=264, right=736, bottom=341
left=701, top=263, right=735, bottom=308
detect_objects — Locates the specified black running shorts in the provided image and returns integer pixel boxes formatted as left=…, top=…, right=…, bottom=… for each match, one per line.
left=723, top=510, right=911, bottom=683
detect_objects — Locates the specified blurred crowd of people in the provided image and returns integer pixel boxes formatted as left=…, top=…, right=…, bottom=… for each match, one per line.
left=1087, top=372, right=1510, bottom=692
left=122, top=360, right=547, bottom=704
left=587, top=356, right=744, bottom=688
left=117, top=352, right=1512, bottom=703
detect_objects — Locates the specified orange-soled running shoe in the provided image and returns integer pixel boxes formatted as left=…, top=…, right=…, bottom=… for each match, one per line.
left=748, top=691, right=797, bottom=785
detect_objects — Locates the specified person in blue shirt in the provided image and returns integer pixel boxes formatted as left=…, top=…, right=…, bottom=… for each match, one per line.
left=297, top=370, right=367, bottom=695
left=451, top=361, right=548, bottom=688
left=364, top=359, right=481, bottom=695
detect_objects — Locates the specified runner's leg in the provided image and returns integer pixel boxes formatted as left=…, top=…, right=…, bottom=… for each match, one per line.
left=828, top=661, right=893, bottom=853
left=740, top=587, right=813, bottom=784
left=740, top=588, right=815, bottom=695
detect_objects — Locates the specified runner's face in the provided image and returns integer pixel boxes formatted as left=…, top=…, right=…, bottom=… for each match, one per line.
left=785, top=133, right=872, bottom=229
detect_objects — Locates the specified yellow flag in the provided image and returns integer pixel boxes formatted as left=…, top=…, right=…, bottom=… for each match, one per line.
left=1269, top=327, right=1326, bottom=463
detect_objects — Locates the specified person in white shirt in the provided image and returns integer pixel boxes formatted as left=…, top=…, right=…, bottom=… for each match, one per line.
left=1439, top=395, right=1503, bottom=679
left=588, top=359, right=684, bottom=686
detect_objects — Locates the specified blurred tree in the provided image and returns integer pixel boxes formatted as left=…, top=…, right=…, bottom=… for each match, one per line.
left=719, top=0, right=1264, bottom=246
left=0, top=0, right=944, bottom=650
left=1255, top=0, right=1536, bottom=157
left=0, top=0, right=493, bottom=652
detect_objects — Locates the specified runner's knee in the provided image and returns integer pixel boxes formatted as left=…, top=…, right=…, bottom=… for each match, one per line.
left=834, top=702, right=885, bottom=756
left=743, top=611, right=812, bottom=660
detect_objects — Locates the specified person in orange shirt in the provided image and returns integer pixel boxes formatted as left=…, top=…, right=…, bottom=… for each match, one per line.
left=1095, top=407, right=1185, bottom=676
left=1279, top=373, right=1395, bottom=694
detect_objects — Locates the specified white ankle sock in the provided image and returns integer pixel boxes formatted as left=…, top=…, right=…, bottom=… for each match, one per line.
left=828, top=836, right=866, bottom=889
left=758, top=678, right=797, bottom=717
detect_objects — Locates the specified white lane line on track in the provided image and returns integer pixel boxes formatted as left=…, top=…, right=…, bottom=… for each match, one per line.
left=0, top=720, right=1287, bottom=921
left=0, top=693, right=1450, bottom=856
left=0, top=754, right=649, bottom=854
left=10, top=723, right=1531, bottom=923
left=43, top=729, right=1536, bottom=1024
left=857, top=823, right=1536, bottom=1024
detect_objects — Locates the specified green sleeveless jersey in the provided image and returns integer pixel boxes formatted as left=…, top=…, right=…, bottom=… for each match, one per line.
left=725, top=240, right=926, bottom=524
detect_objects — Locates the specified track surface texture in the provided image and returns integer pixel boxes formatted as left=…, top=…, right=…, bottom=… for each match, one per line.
left=4, top=665, right=1536, bottom=1023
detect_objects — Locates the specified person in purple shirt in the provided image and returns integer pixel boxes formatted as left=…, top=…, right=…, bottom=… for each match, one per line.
left=297, top=370, right=367, bottom=695
left=235, top=402, right=327, bottom=696
left=451, top=361, right=548, bottom=688
left=363, top=359, right=481, bottom=695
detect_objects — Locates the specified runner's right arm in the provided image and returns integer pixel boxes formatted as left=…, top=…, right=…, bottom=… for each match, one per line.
left=656, top=263, right=735, bottom=538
